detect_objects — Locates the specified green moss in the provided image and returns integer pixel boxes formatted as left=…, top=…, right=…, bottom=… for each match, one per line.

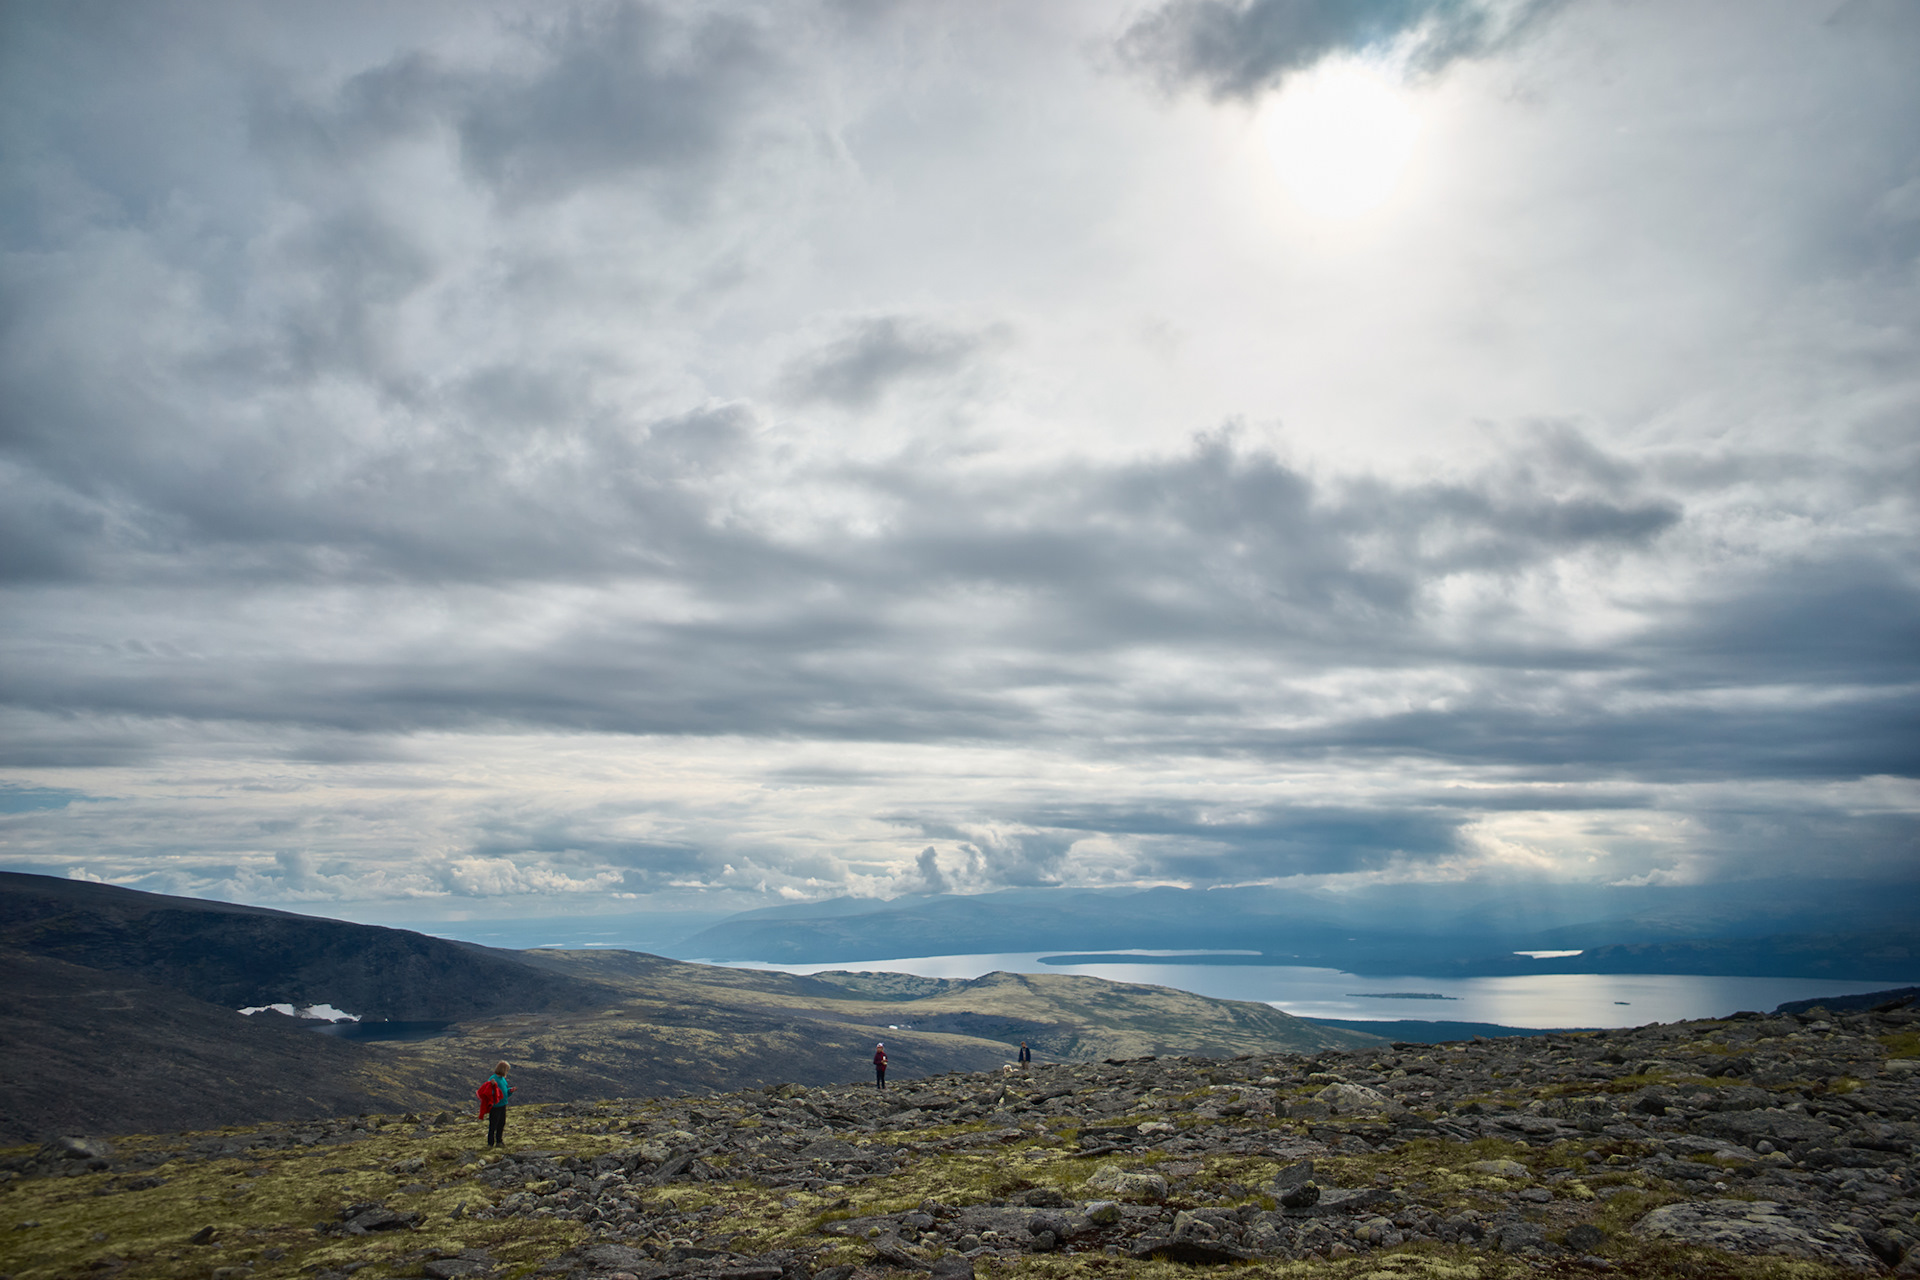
left=1879, top=1030, right=1920, bottom=1060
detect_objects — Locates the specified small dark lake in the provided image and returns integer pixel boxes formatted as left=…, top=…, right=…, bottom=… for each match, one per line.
left=310, top=1020, right=453, bottom=1042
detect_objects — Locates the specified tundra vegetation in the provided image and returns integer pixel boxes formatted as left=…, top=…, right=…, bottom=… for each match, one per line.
left=4, top=1002, right=1917, bottom=1280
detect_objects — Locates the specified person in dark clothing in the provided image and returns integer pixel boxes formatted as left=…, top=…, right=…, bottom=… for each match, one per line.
left=484, top=1060, right=513, bottom=1147
left=1018, top=1041, right=1032, bottom=1066
left=873, top=1042, right=888, bottom=1088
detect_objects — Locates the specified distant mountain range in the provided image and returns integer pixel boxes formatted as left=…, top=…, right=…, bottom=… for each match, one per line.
left=671, top=880, right=1920, bottom=982
left=0, top=873, right=1377, bottom=1142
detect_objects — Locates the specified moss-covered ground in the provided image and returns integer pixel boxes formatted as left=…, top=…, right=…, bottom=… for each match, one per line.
left=0, top=1095, right=1878, bottom=1280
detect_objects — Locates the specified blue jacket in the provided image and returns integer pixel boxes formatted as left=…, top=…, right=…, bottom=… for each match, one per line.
left=488, top=1073, right=513, bottom=1108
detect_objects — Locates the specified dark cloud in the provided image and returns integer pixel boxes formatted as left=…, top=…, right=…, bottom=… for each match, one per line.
left=1637, top=555, right=1920, bottom=689
left=783, top=316, right=1001, bottom=410
left=1015, top=803, right=1465, bottom=880
left=456, top=3, right=777, bottom=206
left=247, top=2, right=779, bottom=208
left=1272, top=686, right=1920, bottom=783
left=1118, top=0, right=1566, bottom=100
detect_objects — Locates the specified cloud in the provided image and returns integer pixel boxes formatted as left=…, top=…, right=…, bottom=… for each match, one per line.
left=247, top=2, right=780, bottom=209
left=1117, top=0, right=1566, bottom=100
left=0, top=1, right=1914, bottom=912
left=782, top=316, right=1003, bottom=410
left=999, top=803, right=1468, bottom=882
left=912, top=845, right=950, bottom=894
left=455, top=3, right=778, bottom=207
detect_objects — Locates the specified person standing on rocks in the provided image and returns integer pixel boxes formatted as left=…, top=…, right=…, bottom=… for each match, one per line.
left=873, top=1042, right=888, bottom=1089
left=484, top=1060, right=514, bottom=1148
left=1018, top=1041, right=1032, bottom=1068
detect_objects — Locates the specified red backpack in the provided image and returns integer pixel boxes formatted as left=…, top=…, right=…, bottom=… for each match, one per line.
left=476, top=1079, right=502, bottom=1118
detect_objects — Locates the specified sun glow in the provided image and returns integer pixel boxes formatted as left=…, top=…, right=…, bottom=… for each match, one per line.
left=1261, top=60, right=1424, bottom=219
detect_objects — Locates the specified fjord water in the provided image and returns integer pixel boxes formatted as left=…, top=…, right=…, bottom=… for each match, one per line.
left=697, top=951, right=1912, bottom=1029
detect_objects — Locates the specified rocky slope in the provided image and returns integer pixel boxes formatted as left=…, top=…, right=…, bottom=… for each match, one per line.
left=5, top=1000, right=1916, bottom=1279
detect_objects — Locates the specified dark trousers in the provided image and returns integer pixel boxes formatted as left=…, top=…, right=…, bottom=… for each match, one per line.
left=487, top=1106, right=506, bottom=1146
left=875, top=1067, right=886, bottom=1088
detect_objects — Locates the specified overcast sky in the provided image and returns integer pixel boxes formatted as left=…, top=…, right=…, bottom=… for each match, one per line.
left=2, top=0, right=1916, bottom=925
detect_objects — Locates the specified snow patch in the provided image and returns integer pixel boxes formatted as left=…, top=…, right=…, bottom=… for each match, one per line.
left=238, top=1002, right=360, bottom=1022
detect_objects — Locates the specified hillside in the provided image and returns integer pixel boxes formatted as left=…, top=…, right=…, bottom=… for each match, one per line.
left=0, top=948, right=415, bottom=1141
left=0, top=875, right=1375, bottom=1142
left=0, top=872, right=610, bottom=1021
left=3, top=999, right=1914, bottom=1280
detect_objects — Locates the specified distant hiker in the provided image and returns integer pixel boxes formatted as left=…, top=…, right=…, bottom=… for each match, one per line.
left=1018, top=1041, right=1032, bottom=1067
left=479, top=1060, right=513, bottom=1147
left=873, top=1042, right=888, bottom=1089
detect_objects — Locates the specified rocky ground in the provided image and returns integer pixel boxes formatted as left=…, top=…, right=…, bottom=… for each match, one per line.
left=3, top=1001, right=1916, bottom=1280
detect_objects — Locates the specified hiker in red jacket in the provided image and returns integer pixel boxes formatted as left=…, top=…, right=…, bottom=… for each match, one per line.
left=873, top=1042, right=888, bottom=1089
left=479, top=1060, right=513, bottom=1147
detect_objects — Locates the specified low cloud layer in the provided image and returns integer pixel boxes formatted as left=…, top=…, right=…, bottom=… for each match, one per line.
left=1, top=0, right=1914, bottom=919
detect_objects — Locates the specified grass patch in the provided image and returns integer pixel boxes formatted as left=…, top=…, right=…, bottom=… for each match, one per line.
left=1878, top=1030, right=1920, bottom=1059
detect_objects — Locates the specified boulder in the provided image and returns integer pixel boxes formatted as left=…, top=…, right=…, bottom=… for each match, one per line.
left=1565, top=1223, right=1606, bottom=1252
left=1465, top=1159, right=1529, bottom=1179
left=1084, top=1164, right=1168, bottom=1200
left=1313, top=1082, right=1393, bottom=1114
left=1271, top=1158, right=1314, bottom=1191
left=1699, top=1108, right=1840, bottom=1148
left=1633, top=1199, right=1879, bottom=1269
left=40, top=1137, right=114, bottom=1165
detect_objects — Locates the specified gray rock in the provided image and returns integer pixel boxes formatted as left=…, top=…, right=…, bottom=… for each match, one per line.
left=1493, top=1221, right=1549, bottom=1254
left=420, top=1261, right=484, bottom=1279
left=1082, top=1165, right=1167, bottom=1200
left=798, top=1139, right=861, bottom=1161
left=1271, top=1158, right=1314, bottom=1191
left=1465, top=1159, right=1529, bottom=1179
left=1313, top=1082, right=1394, bottom=1114
left=1700, top=1109, right=1841, bottom=1148
left=875, top=1243, right=933, bottom=1274
left=1564, top=1223, right=1606, bottom=1251
left=40, top=1137, right=114, bottom=1165
left=1132, top=1237, right=1251, bottom=1264
left=1633, top=1199, right=1879, bottom=1269
left=345, top=1205, right=418, bottom=1232
left=580, top=1243, right=648, bottom=1270
left=1278, top=1182, right=1320, bottom=1209
left=1026, top=1213, right=1069, bottom=1239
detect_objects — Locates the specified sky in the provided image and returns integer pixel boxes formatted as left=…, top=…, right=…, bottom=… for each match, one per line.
left=1, top=0, right=1916, bottom=929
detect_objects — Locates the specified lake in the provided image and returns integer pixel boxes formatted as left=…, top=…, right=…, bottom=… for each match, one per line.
left=695, top=950, right=1914, bottom=1029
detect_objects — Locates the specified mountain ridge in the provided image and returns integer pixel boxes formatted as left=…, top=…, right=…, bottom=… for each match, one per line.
left=0, top=873, right=1377, bottom=1142
left=672, top=880, right=1920, bottom=980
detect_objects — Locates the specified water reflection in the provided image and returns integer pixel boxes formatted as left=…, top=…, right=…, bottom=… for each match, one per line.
left=700, top=951, right=1912, bottom=1029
